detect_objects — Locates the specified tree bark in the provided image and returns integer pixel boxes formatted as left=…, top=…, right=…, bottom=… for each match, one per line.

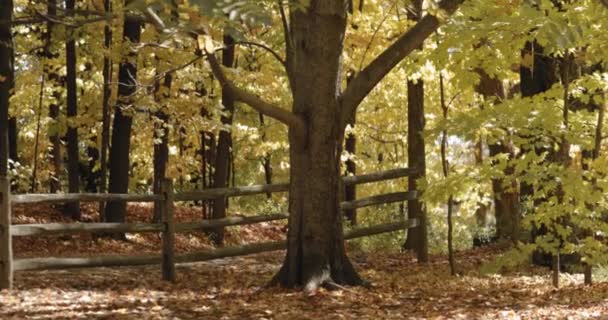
left=104, top=3, right=140, bottom=226
left=344, top=73, right=357, bottom=225
left=45, top=0, right=63, bottom=194
left=270, top=3, right=365, bottom=290
left=153, top=73, right=171, bottom=222
left=401, top=0, right=428, bottom=263
left=64, top=0, right=80, bottom=219
left=209, top=35, right=236, bottom=246
left=259, top=113, right=273, bottom=199
left=8, top=118, right=17, bottom=167
left=0, top=0, right=13, bottom=178
left=99, top=0, right=113, bottom=218
left=199, top=79, right=215, bottom=219
left=475, top=69, right=520, bottom=242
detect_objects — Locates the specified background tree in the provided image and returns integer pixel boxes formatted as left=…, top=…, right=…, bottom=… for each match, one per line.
left=402, top=0, right=428, bottom=262
left=0, top=0, right=13, bottom=177
left=64, top=0, right=80, bottom=219
left=104, top=1, right=141, bottom=225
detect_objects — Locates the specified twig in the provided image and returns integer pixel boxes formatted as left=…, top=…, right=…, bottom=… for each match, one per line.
left=236, top=41, right=286, bottom=68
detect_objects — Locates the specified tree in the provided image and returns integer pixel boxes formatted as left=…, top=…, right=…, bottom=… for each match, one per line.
left=0, top=0, right=13, bottom=178
left=99, top=0, right=113, bottom=218
left=402, top=0, right=428, bottom=262
left=45, top=0, right=64, bottom=194
left=65, top=0, right=81, bottom=219
left=209, top=34, right=236, bottom=246
left=474, top=69, right=519, bottom=242
left=206, top=0, right=464, bottom=289
left=104, top=1, right=141, bottom=225
left=152, top=73, right=171, bottom=222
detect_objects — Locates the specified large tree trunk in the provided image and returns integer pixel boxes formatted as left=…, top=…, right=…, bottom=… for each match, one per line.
left=402, top=0, right=428, bottom=262
left=64, top=0, right=80, bottom=219
left=0, top=0, right=13, bottom=178
left=104, top=4, right=140, bottom=224
left=209, top=35, right=235, bottom=246
left=271, top=3, right=364, bottom=290
left=202, top=0, right=463, bottom=290
left=475, top=70, right=520, bottom=241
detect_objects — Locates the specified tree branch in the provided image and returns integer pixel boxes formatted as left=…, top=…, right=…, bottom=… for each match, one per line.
left=206, top=50, right=306, bottom=139
left=340, top=0, right=464, bottom=128
left=277, top=0, right=295, bottom=91
left=235, top=41, right=286, bottom=68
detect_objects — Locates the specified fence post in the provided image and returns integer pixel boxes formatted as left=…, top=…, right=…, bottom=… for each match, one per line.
left=0, top=177, right=13, bottom=289
left=160, top=178, right=175, bottom=282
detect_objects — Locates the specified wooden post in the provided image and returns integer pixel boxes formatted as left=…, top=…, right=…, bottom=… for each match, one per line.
left=552, top=253, right=560, bottom=288
left=584, top=264, right=592, bottom=285
left=160, top=178, right=175, bottom=282
left=0, top=177, right=13, bottom=289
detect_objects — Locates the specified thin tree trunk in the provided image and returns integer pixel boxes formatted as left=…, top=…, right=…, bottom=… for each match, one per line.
left=64, top=0, right=80, bottom=219
left=344, top=72, right=357, bottom=225
left=201, top=131, right=215, bottom=218
left=551, top=55, right=575, bottom=289
left=439, top=72, right=456, bottom=275
left=104, top=2, right=140, bottom=227
left=199, top=89, right=215, bottom=218
left=99, top=0, right=113, bottom=219
left=8, top=117, right=17, bottom=165
left=472, top=138, right=488, bottom=229
left=31, top=74, right=45, bottom=192
left=402, top=0, right=428, bottom=263
left=85, top=144, right=99, bottom=192
left=0, top=0, right=13, bottom=178
left=46, top=0, right=63, bottom=194
left=259, top=113, right=273, bottom=198
left=153, top=73, right=171, bottom=222
left=209, top=35, right=236, bottom=246
left=584, top=94, right=605, bottom=285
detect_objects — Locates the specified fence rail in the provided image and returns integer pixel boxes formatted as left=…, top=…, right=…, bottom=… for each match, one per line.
left=0, top=168, right=420, bottom=289
left=11, top=193, right=162, bottom=204
left=13, top=218, right=418, bottom=271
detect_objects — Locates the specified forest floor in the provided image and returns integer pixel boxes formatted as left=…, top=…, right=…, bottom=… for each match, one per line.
left=2, top=204, right=608, bottom=319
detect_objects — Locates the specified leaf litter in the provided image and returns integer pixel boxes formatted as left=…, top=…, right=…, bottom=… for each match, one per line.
left=2, top=203, right=608, bottom=319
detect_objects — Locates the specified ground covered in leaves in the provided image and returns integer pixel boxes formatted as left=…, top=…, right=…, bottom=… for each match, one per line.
left=2, top=204, right=608, bottom=319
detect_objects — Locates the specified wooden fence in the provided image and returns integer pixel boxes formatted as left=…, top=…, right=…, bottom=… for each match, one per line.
left=0, top=168, right=419, bottom=289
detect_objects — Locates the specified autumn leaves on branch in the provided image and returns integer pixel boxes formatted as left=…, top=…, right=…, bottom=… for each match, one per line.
left=203, top=0, right=465, bottom=143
